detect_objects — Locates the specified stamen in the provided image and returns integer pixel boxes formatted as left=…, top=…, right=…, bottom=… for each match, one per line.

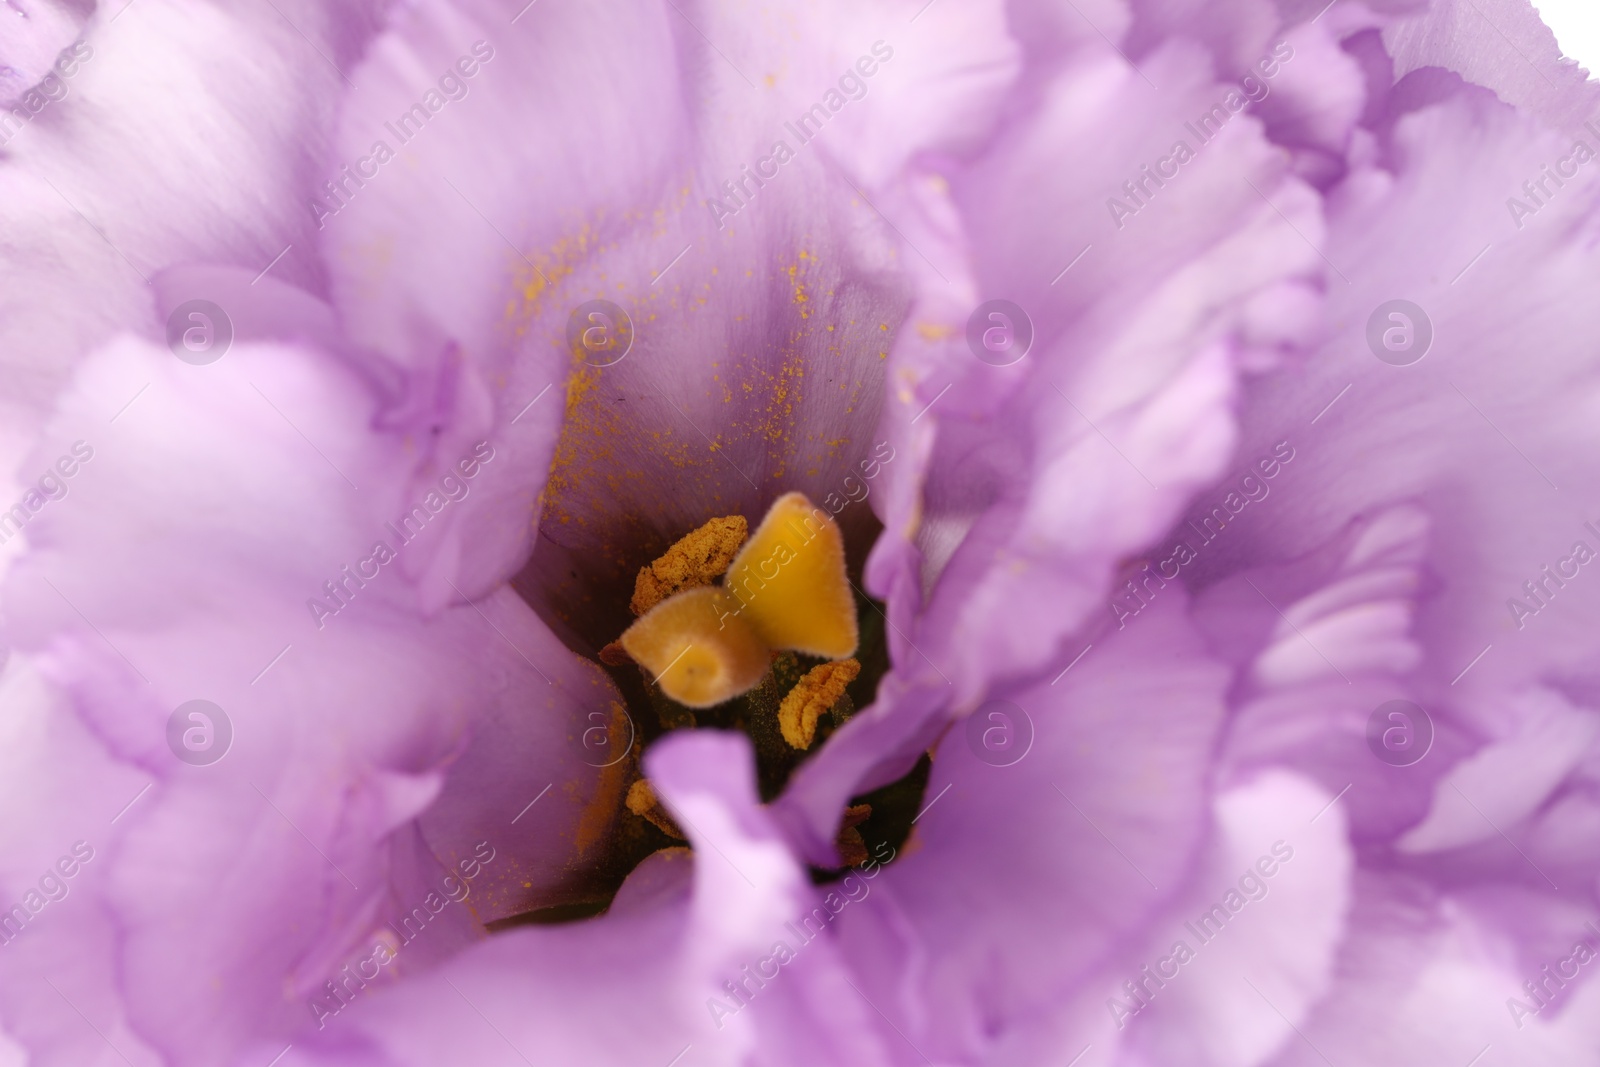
left=625, top=779, right=684, bottom=840
left=835, top=803, right=872, bottom=867
left=630, top=514, right=749, bottom=616
left=618, top=587, right=771, bottom=708
left=723, top=492, right=858, bottom=660
left=778, top=658, right=861, bottom=750
left=615, top=493, right=858, bottom=708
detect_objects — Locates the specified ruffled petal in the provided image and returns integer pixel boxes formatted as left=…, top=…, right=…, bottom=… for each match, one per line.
left=0, top=656, right=162, bottom=1067
left=1193, top=505, right=1448, bottom=845
left=1399, top=688, right=1599, bottom=854
left=913, top=34, right=1325, bottom=703
left=1386, top=0, right=1600, bottom=133
left=1225, top=81, right=1600, bottom=719
left=783, top=14, right=1333, bottom=854
left=0, top=0, right=377, bottom=501
left=834, top=591, right=1227, bottom=1062
left=273, top=731, right=895, bottom=1067
left=1108, top=772, right=1351, bottom=1067
left=1268, top=871, right=1600, bottom=1066
left=1, top=331, right=619, bottom=1065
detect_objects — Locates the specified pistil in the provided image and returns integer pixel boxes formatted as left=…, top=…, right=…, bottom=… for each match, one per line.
left=617, top=587, right=770, bottom=709
left=587, top=490, right=921, bottom=893
left=617, top=492, right=858, bottom=708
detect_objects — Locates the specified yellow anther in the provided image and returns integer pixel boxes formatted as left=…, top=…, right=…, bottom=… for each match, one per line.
left=778, top=658, right=861, bottom=750
left=625, top=779, right=684, bottom=839
left=723, top=492, right=858, bottom=660
left=630, top=515, right=749, bottom=616
left=618, top=587, right=770, bottom=709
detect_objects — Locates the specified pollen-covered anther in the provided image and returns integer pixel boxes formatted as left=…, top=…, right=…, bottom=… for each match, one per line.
left=625, top=779, right=684, bottom=840
left=618, top=586, right=770, bottom=708
left=778, top=658, right=861, bottom=750
left=630, top=514, right=749, bottom=616
left=835, top=803, right=872, bottom=867
left=723, top=492, right=858, bottom=659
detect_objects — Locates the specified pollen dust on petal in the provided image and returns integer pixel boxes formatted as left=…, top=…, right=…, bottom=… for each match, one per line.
left=778, top=658, right=861, bottom=750
left=570, top=701, right=632, bottom=858
left=504, top=223, right=603, bottom=339
left=630, top=514, right=749, bottom=616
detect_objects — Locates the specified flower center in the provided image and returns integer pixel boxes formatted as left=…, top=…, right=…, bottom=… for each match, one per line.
left=491, top=493, right=929, bottom=928
left=615, top=492, right=859, bottom=707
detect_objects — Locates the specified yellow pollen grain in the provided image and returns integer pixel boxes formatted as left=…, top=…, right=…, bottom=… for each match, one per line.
left=626, top=779, right=684, bottom=839
left=778, top=658, right=861, bottom=750
left=630, top=514, right=750, bottom=616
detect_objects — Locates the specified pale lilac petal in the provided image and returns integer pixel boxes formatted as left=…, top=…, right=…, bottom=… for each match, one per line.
left=322, top=0, right=918, bottom=612
left=1270, top=872, right=1600, bottom=1066
left=274, top=731, right=894, bottom=1067
left=0, top=657, right=161, bottom=1067
left=1193, top=506, right=1446, bottom=845
left=9, top=1, right=1600, bottom=1063
left=1227, top=81, right=1600, bottom=705
left=1387, top=0, right=1600, bottom=132
left=917, top=38, right=1326, bottom=695
left=1398, top=689, right=1599, bottom=853
left=2, top=332, right=620, bottom=1064
left=835, top=592, right=1228, bottom=1063
left=1111, top=772, right=1351, bottom=1067
left=734, top=0, right=1021, bottom=189
left=782, top=18, right=1332, bottom=854
left=0, top=0, right=376, bottom=502
left=0, top=0, right=83, bottom=108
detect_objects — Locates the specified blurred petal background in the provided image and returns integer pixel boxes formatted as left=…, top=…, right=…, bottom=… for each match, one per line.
left=4, top=1, right=1600, bottom=1066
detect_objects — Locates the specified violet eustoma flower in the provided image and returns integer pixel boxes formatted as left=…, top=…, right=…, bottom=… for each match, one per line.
left=3, top=0, right=1600, bottom=1065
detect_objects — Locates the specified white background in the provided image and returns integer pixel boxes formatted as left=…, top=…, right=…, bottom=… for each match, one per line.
left=1535, top=0, right=1600, bottom=73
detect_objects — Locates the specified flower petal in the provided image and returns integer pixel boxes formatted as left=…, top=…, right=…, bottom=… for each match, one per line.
left=1271, top=871, right=1600, bottom=1065
left=834, top=590, right=1227, bottom=1062
left=1226, top=83, right=1600, bottom=709
left=1, top=331, right=619, bottom=1064
left=275, top=731, right=894, bottom=1066
left=784, top=20, right=1331, bottom=853
left=0, top=0, right=377, bottom=500
left=1398, top=688, right=1599, bottom=854
left=0, top=0, right=83, bottom=108
left=323, top=0, right=916, bottom=612
left=1386, top=0, right=1600, bottom=133
left=1111, top=772, right=1352, bottom=1067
